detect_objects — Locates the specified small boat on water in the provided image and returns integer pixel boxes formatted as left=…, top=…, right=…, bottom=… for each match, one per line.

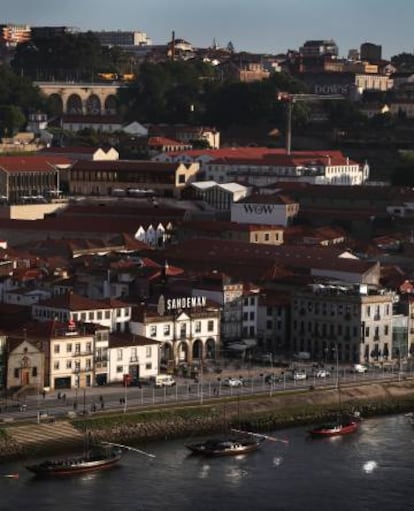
left=26, top=444, right=123, bottom=477
left=308, top=419, right=359, bottom=438
left=186, top=435, right=265, bottom=457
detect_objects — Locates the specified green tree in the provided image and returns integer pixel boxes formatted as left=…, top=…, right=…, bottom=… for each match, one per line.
left=0, top=105, right=26, bottom=136
left=119, top=60, right=215, bottom=123
left=11, top=32, right=121, bottom=81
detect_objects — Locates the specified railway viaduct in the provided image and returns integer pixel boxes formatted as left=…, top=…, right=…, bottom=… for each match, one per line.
left=34, top=81, right=128, bottom=115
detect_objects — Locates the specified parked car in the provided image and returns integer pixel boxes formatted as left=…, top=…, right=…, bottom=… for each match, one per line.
left=223, top=377, right=244, bottom=387
left=352, top=364, right=368, bottom=374
left=293, top=371, right=307, bottom=381
left=316, top=369, right=331, bottom=378
left=265, top=374, right=281, bottom=385
left=151, top=375, right=176, bottom=387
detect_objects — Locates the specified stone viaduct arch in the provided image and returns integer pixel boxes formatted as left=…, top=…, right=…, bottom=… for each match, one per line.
left=35, top=82, right=124, bottom=115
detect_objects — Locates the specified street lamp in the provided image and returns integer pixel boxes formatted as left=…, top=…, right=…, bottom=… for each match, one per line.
left=123, top=379, right=128, bottom=413
left=333, top=344, right=339, bottom=390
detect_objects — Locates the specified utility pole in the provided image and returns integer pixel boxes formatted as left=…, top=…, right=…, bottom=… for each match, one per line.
left=277, top=92, right=344, bottom=155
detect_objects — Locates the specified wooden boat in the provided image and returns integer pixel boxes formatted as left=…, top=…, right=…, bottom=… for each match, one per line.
left=26, top=445, right=123, bottom=477
left=186, top=436, right=265, bottom=456
left=308, top=420, right=359, bottom=438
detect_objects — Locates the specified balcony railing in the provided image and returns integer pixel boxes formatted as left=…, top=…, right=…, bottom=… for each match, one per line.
left=73, top=367, right=92, bottom=374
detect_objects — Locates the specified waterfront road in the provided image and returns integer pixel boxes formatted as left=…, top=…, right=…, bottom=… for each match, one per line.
left=0, top=366, right=412, bottom=424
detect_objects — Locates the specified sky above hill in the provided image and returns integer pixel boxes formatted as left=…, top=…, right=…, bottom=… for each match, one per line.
left=2, top=0, right=412, bottom=59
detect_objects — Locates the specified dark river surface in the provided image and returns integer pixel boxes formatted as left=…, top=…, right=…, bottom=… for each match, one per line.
left=1, top=414, right=413, bottom=511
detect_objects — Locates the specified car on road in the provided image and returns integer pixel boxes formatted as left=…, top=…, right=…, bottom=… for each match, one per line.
left=293, top=371, right=307, bottom=381
left=265, top=374, right=282, bottom=385
left=352, top=364, right=368, bottom=374
left=316, top=369, right=331, bottom=378
left=151, top=375, right=176, bottom=387
left=223, top=377, right=244, bottom=387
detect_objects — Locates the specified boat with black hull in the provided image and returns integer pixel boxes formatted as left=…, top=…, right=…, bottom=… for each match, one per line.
left=186, top=436, right=265, bottom=457
left=26, top=445, right=123, bottom=477
left=186, top=429, right=287, bottom=457
left=26, top=441, right=156, bottom=477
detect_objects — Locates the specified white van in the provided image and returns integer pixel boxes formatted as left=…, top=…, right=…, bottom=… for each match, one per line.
left=152, top=375, right=176, bottom=387
left=353, top=364, right=368, bottom=373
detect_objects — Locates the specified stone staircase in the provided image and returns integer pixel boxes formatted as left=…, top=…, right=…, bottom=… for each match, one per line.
left=6, top=420, right=84, bottom=452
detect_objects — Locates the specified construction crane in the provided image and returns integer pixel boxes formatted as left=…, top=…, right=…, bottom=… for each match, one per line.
left=277, top=92, right=345, bottom=155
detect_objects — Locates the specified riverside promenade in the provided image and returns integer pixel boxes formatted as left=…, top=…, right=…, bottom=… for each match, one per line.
left=2, top=377, right=414, bottom=462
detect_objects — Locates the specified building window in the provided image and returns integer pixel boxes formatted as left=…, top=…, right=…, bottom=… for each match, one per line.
left=32, top=367, right=37, bottom=377
left=67, top=343, right=72, bottom=353
left=266, top=320, right=273, bottom=329
left=150, top=325, right=157, bottom=337
left=75, top=343, right=81, bottom=355
left=117, top=349, right=123, bottom=361
left=146, top=346, right=152, bottom=358
left=195, top=321, right=201, bottom=333
left=207, top=320, right=214, bottom=332
left=163, top=324, right=170, bottom=336
left=97, top=311, right=103, bottom=320
left=249, top=312, right=254, bottom=320
left=54, top=361, right=60, bottom=370
left=131, top=347, right=137, bottom=361
left=105, top=311, right=111, bottom=319
left=116, top=365, right=123, bottom=373
left=178, top=174, right=186, bottom=184
left=14, top=368, right=19, bottom=378
left=145, top=363, right=152, bottom=370
left=88, top=312, right=94, bottom=321
left=54, top=344, right=60, bottom=354
left=81, top=312, right=86, bottom=321
left=66, top=360, right=72, bottom=369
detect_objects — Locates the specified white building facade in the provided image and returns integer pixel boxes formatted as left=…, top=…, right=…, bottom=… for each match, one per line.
left=231, top=194, right=299, bottom=227
left=129, top=296, right=221, bottom=369
left=291, top=284, right=395, bottom=364
left=107, top=334, right=160, bottom=384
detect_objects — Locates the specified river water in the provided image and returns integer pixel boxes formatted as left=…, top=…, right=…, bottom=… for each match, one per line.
left=1, top=414, right=413, bottom=511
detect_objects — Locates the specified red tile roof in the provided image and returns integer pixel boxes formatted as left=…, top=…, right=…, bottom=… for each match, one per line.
left=37, top=292, right=119, bottom=311
left=0, top=155, right=72, bottom=172
left=109, top=332, right=160, bottom=348
left=165, top=147, right=360, bottom=166
left=163, top=239, right=375, bottom=276
left=148, top=136, right=187, bottom=147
